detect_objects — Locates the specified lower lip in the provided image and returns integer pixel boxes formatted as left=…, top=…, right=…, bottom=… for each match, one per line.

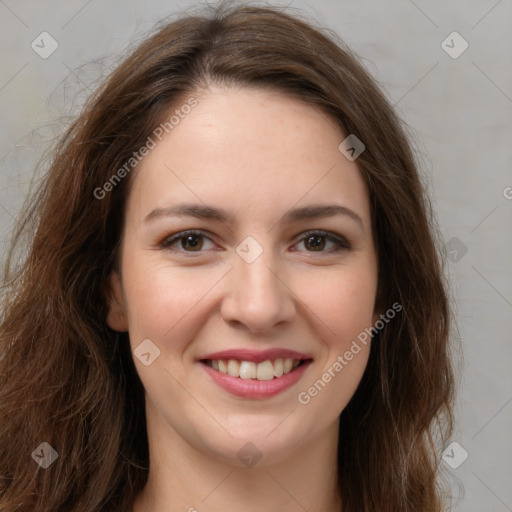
left=200, top=361, right=312, bottom=399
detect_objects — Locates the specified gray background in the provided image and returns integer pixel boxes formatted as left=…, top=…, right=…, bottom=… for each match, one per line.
left=1, top=1, right=511, bottom=510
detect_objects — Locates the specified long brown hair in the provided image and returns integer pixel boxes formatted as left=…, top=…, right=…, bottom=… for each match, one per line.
left=0, top=2, right=455, bottom=510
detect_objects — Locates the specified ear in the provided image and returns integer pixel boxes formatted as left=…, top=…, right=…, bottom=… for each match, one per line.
left=106, top=270, right=129, bottom=332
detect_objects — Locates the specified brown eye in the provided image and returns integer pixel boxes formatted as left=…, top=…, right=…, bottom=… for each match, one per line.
left=160, top=230, right=216, bottom=253
left=304, top=234, right=326, bottom=251
left=294, top=230, right=350, bottom=253
left=180, top=234, right=203, bottom=251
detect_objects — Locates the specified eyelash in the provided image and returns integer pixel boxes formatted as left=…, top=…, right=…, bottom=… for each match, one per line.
left=159, top=229, right=351, bottom=256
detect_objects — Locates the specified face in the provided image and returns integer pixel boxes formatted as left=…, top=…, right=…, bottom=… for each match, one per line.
left=107, top=86, right=380, bottom=467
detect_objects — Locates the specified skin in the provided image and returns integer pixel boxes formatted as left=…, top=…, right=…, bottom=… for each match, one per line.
left=107, top=85, right=380, bottom=512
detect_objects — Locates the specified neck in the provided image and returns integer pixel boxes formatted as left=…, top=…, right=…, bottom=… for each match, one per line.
left=133, top=401, right=342, bottom=512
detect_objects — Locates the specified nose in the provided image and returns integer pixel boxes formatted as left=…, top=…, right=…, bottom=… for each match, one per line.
left=220, top=244, right=296, bottom=334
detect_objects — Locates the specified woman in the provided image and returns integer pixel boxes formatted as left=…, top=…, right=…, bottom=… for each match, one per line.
left=0, top=2, right=455, bottom=511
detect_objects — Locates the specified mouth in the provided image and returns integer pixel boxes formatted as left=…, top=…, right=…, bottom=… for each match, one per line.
left=200, top=357, right=312, bottom=381
left=198, top=356, right=313, bottom=399
left=197, top=348, right=314, bottom=398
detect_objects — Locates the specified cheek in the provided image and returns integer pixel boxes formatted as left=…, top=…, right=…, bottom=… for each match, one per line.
left=121, top=253, right=229, bottom=348
left=296, top=264, right=378, bottom=345
left=294, top=268, right=376, bottom=414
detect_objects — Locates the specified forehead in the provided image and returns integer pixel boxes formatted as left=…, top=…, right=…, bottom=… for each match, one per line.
left=126, top=86, right=371, bottom=227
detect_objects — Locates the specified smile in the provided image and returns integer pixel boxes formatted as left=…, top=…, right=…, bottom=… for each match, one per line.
left=199, top=358, right=313, bottom=399
left=203, top=358, right=305, bottom=380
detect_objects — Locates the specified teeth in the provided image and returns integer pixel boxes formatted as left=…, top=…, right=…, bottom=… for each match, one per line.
left=208, top=358, right=304, bottom=380
left=239, top=361, right=255, bottom=379
left=227, top=359, right=240, bottom=378
left=256, top=360, right=275, bottom=380
left=274, top=358, right=284, bottom=377
left=218, top=360, right=228, bottom=374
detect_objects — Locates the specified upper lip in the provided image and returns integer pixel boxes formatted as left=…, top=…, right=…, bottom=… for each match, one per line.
left=198, top=348, right=313, bottom=364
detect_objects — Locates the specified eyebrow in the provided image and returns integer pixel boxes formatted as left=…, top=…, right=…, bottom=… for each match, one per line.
left=144, top=202, right=364, bottom=229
